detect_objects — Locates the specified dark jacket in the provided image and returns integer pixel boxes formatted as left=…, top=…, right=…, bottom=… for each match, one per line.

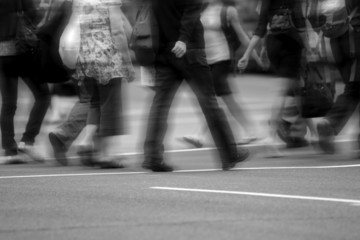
left=152, top=0, right=205, bottom=50
left=0, top=0, right=37, bottom=41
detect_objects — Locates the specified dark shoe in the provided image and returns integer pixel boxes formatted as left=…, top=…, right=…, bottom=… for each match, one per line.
left=317, top=120, right=335, bottom=154
left=97, top=156, right=125, bottom=169
left=142, top=158, right=174, bottom=172
left=223, top=148, right=250, bottom=170
left=77, top=145, right=96, bottom=167
left=286, top=138, right=309, bottom=148
left=48, top=131, right=68, bottom=166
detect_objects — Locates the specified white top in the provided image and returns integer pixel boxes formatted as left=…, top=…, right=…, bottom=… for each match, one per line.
left=200, top=3, right=231, bottom=65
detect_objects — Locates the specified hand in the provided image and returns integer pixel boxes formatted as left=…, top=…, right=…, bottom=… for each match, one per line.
left=306, top=48, right=319, bottom=63
left=237, top=56, right=250, bottom=72
left=171, top=41, right=187, bottom=58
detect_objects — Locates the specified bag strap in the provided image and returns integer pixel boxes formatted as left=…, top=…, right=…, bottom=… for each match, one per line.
left=220, top=5, right=229, bottom=31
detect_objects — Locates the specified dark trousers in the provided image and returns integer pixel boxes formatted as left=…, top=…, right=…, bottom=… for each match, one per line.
left=326, top=32, right=360, bottom=137
left=0, top=55, right=50, bottom=156
left=87, top=78, right=123, bottom=137
left=144, top=50, right=238, bottom=164
left=54, top=79, right=92, bottom=150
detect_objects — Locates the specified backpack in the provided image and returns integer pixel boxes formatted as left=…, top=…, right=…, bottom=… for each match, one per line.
left=220, top=6, right=241, bottom=72
left=130, top=2, right=158, bottom=66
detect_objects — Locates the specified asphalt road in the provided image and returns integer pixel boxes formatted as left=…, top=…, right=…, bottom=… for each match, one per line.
left=0, top=149, right=360, bottom=240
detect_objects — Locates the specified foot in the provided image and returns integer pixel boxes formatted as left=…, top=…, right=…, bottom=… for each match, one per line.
left=0, top=154, right=28, bottom=164
left=77, top=145, right=96, bottom=167
left=222, top=148, right=250, bottom=170
left=181, top=136, right=203, bottom=148
left=96, top=156, right=125, bottom=169
left=317, top=119, right=335, bottom=154
left=142, top=157, right=174, bottom=172
left=48, top=131, right=68, bottom=166
left=17, top=142, right=45, bottom=163
left=286, top=138, right=309, bottom=148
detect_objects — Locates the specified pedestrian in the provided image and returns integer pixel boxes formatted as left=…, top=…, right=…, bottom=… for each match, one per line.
left=67, top=0, right=134, bottom=168
left=316, top=0, right=360, bottom=155
left=142, top=0, right=250, bottom=172
left=0, top=0, right=51, bottom=164
left=238, top=0, right=316, bottom=155
left=181, top=0, right=264, bottom=148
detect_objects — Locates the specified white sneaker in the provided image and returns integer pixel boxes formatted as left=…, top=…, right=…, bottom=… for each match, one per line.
left=18, top=142, right=45, bottom=163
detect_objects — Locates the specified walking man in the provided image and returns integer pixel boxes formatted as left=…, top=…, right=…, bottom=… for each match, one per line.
left=142, top=0, right=250, bottom=172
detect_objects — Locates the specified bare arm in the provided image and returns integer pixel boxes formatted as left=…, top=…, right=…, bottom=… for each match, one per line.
left=227, top=7, right=262, bottom=67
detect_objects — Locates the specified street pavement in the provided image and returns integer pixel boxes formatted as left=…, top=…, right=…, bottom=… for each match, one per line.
left=0, top=73, right=360, bottom=240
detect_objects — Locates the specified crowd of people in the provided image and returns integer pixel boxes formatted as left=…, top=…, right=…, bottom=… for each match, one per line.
left=0, top=0, right=359, bottom=172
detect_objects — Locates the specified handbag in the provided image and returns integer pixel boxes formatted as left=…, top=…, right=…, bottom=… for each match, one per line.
left=15, top=0, right=39, bottom=55
left=300, top=63, right=334, bottom=118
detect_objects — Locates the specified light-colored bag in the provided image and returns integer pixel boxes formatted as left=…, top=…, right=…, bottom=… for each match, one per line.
left=59, top=14, right=80, bottom=70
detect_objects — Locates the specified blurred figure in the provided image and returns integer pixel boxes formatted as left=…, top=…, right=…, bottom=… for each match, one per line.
left=143, top=0, right=250, bottom=172
left=70, top=0, right=134, bottom=168
left=182, top=0, right=264, bottom=148
left=238, top=0, right=315, bottom=155
left=316, top=0, right=360, bottom=155
left=0, top=0, right=51, bottom=164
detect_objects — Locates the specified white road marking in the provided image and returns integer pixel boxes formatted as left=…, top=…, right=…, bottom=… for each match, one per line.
left=151, top=187, right=360, bottom=206
left=0, top=172, right=147, bottom=179
left=0, top=164, right=359, bottom=180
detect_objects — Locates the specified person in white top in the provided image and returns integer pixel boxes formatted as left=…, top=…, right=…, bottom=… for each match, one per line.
left=181, top=0, right=264, bottom=148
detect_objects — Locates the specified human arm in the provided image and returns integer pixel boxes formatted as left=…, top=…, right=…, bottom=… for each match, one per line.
left=172, top=0, right=203, bottom=58
left=227, top=6, right=263, bottom=68
left=237, top=35, right=262, bottom=71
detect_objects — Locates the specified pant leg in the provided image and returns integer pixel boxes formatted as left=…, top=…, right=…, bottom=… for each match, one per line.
left=55, top=80, right=91, bottom=149
left=144, top=55, right=183, bottom=159
left=98, top=78, right=123, bottom=137
left=326, top=81, right=360, bottom=135
left=181, top=56, right=238, bottom=163
left=0, top=56, right=19, bottom=155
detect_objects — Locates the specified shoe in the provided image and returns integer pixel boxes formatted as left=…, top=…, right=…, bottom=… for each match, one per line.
left=17, top=142, right=45, bottom=163
left=48, top=131, right=68, bottom=166
left=77, top=145, right=96, bottom=167
left=0, top=155, right=28, bottom=164
left=222, top=148, right=250, bottom=170
left=286, top=138, right=309, bottom=148
left=181, top=136, right=203, bottom=148
left=142, top=157, right=174, bottom=172
left=317, top=120, right=335, bottom=154
left=97, top=156, right=125, bottom=169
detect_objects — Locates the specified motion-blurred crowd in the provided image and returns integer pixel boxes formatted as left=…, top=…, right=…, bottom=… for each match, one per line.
left=0, top=0, right=359, bottom=171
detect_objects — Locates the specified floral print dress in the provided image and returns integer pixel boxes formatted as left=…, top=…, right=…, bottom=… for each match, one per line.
left=73, top=0, right=132, bottom=85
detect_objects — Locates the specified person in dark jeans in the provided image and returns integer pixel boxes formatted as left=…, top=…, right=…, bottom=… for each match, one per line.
left=48, top=80, right=91, bottom=165
left=142, top=0, right=250, bottom=172
left=317, top=0, right=360, bottom=155
left=0, top=0, right=50, bottom=164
